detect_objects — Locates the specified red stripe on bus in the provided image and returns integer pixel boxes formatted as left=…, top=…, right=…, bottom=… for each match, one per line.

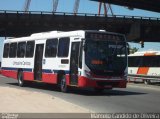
left=66, top=74, right=70, bottom=85
left=144, top=53, right=156, bottom=56
left=78, top=76, right=97, bottom=87
left=1, top=70, right=69, bottom=85
left=42, top=73, right=57, bottom=84
left=1, top=70, right=17, bottom=79
left=23, top=72, right=34, bottom=81
left=137, top=67, right=149, bottom=75
left=136, top=53, right=153, bottom=75
left=1, top=70, right=127, bottom=88
left=78, top=76, right=127, bottom=88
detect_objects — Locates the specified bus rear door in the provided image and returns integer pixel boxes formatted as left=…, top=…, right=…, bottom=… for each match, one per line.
left=34, top=44, right=44, bottom=81
left=70, top=41, right=80, bottom=85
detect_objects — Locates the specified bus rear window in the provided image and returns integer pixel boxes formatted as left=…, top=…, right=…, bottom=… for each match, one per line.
left=3, top=43, right=10, bottom=58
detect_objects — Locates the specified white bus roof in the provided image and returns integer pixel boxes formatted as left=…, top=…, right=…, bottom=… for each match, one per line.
left=4, top=30, right=85, bottom=43
left=4, top=30, right=124, bottom=43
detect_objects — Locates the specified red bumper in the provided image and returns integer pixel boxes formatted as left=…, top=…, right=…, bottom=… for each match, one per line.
left=78, top=76, right=127, bottom=88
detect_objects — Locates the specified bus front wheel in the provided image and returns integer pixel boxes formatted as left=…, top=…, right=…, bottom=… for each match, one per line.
left=18, top=71, right=25, bottom=87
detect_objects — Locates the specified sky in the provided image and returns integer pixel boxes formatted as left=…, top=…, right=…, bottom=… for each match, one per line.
left=0, top=0, right=160, bottom=59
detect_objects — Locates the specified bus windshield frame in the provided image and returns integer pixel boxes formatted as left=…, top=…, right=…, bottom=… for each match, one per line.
left=84, top=33, right=127, bottom=76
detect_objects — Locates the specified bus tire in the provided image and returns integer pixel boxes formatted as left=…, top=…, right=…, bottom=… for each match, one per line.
left=60, top=74, right=68, bottom=93
left=144, top=79, right=151, bottom=85
left=18, top=71, right=25, bottom=87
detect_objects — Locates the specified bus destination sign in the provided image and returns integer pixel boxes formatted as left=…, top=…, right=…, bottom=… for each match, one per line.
left=86, top=32, right=124, bottom=41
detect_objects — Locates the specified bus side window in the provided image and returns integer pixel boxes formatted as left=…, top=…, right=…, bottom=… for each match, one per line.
left=3, top=43, right=10, bottom=58
left=142, top=56, right=146, bottom=67
left=58, top=37, right=70, bottom=57
left=152, top=56, right=158, bottom=67
left=138, top=56, right=143, bottom=67
left=128, top=56, right=138, bottom=67
left=128, top=57, right=132, bottom=67
left=17, top=42, right=26, bottom=58
left=45, top=38, right=58, bottom=57
left=9, top=43, right=17, bottom=58
left=25, top=41, right=35, bottom=58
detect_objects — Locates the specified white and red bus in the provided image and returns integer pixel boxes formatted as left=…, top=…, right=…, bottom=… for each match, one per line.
left=1, top=30, right=128, bottom=92
left=128, top=50, right=160, bottom=84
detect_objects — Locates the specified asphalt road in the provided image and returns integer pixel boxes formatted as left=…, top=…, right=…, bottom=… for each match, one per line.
left=0, top=75, right=160, bottom=113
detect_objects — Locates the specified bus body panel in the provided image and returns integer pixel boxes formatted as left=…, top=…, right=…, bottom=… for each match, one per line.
left=42, top=73, right=57, bottom=84
left=78, top=76, right=127, bottom=88
left=1, top=30, right=127, bottom=90
left=23, top=72, right=34, bottom=81
left=128, top=51, right=160, bottom=82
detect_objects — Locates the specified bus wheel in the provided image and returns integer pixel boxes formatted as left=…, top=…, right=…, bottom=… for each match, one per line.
left=94, top=88, right=104, bottom=93
left=144, top=79, right=151, bottom=85
left=18, top=71, right=25, bottom=87
left=60, top=75, right=68, bottom=93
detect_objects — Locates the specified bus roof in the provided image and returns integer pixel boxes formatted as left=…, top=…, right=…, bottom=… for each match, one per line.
left=4, top=30, right=84, bottom=43
left=4, top=30, right=124, bottom=43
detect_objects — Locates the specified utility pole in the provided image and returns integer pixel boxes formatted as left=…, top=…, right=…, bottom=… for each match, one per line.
left=73, top=0, right=80, bottom=15
left=98, top=2, right=107, bottom=16
left=98, top=1, right=114, bottom=16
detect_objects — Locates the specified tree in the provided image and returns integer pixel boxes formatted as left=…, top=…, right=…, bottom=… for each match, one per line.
left=130, top=47, right=139, bottom=54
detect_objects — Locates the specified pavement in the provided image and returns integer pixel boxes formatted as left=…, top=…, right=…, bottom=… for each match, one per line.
left=0, top=86, right=92, bottom=113
left=1, top=75, right=160, bottom=113
left=127, top=82, right=160, bottom=91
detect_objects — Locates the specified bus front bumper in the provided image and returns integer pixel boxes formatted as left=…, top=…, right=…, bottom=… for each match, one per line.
left=78, top=76, right=127, bottom=88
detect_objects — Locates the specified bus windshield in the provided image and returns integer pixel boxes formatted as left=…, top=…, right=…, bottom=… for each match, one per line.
left=85, top=39, right=127, bottom=76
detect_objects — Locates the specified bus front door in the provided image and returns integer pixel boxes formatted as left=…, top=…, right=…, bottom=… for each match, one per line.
left=70, top=42, right=80, bottom=85
left=34, top=44, right=44, bottom=81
